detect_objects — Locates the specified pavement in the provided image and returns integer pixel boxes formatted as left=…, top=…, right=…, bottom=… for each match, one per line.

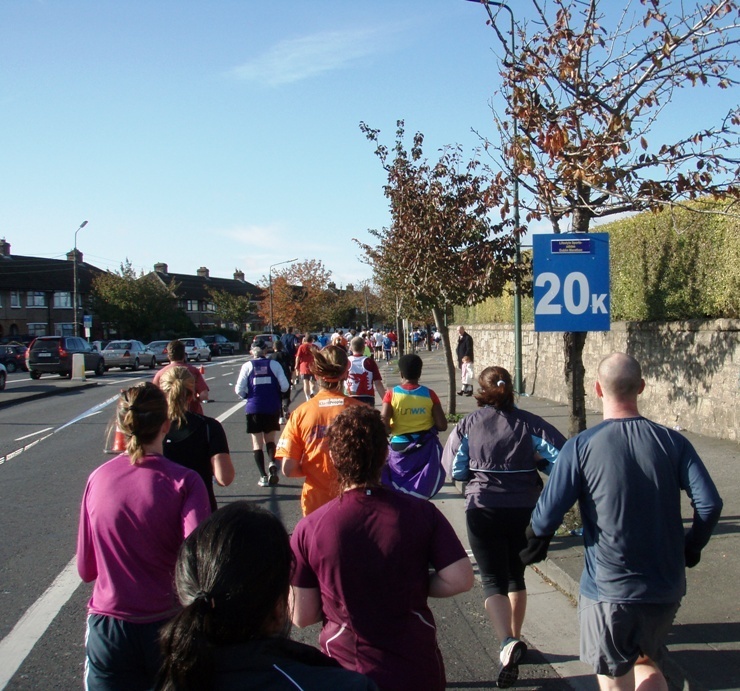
left=4, top=351, right=739, bottom=690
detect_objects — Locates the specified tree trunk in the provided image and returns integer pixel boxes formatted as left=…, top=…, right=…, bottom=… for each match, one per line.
left=434, top=305, right=457, bottom=416
left=563, top=331, right=587, bottom=437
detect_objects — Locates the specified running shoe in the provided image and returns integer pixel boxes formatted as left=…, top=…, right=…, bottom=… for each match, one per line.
left=258, top=475, right=270, bottom=487
left=497, top=637, right=527, bottom=688
left=268, top=463, right=280, bottom=486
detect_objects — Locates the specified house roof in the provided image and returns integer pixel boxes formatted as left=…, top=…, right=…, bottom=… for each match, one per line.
left=0, top=253, right=103, bottom=292
left=148, top=269, right=263, bottom=301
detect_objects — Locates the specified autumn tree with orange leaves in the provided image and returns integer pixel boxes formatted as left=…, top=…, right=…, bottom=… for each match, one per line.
left=472, top=0, right=739, bottom=434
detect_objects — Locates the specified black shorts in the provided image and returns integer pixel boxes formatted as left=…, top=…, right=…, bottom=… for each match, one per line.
left=466, top=505, right=533, bottom=597
left=246, top=413, right=281, bottom=434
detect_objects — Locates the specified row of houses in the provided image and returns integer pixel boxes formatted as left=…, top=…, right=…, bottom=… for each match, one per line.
left=0, top=239, right=263, bottom=342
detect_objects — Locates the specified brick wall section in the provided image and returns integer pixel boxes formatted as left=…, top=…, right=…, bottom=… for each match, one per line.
left=465, top=319, right=740, bottom=442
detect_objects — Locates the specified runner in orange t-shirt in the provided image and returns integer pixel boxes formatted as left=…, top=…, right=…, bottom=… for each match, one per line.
left=276, top=346, right=364, bottom=515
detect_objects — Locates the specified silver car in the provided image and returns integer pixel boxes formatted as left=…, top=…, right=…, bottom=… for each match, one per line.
left=181, top=337, right=212, bottom=362
left=146, top=340, right=171, bottom=365
left=102, top=340, right=156, bottom=371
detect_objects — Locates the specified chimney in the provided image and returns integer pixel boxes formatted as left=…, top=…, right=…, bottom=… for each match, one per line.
left=233, top=268, right=245, bottom=282
left=66, top=248, right=82, bottom=263
left=197, top=266, right=210, bottom=278
left=0, top=238, right=10, bottom=257
left=154, top=262, right=168, bottom=273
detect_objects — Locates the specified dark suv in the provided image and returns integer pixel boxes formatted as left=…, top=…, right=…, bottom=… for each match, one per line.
left=27, top=336, right=105, bottom=379
left=203, top=334, right=235, bottom=356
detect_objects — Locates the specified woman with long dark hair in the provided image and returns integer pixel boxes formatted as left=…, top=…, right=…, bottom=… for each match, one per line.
left=290, top=405, right=474, bottom=691
left=77, top=382, right=211, bottom=690
left=442, top=366, right=566, bottom=688
left=157, top=502, right=375, bottom=691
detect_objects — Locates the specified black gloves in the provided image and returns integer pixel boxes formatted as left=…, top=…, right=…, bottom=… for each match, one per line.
left=519, top=525, right=553, bottom=565
left=684, top=529, right=703, bottom=568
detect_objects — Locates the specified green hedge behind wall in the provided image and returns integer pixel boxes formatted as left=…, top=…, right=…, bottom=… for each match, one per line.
left=455, top=201, right=740, bottom=325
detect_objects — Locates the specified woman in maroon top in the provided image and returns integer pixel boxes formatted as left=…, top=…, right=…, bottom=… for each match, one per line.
left=290, top=405, right=473, bottom=691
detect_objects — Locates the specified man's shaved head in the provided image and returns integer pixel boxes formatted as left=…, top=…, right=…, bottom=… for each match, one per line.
left=597, top=353, right=642, bottom=398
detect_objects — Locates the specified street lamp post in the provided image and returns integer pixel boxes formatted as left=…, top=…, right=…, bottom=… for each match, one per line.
left=466, top=0, right=523, bottom=394
left=268, top=258, right=298, bottom=336
left=72, top=220, right=88, bottom=337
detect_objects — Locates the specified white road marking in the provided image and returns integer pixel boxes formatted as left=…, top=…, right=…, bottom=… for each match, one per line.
left=14, top=427, right=54, bottom=442
left=0, top=558, right=81, bottom=690
left=216, top=401, right=245, bottom=423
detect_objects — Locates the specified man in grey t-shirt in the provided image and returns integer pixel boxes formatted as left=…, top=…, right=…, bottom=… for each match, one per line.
left=521, top=353, right=722, bottom=690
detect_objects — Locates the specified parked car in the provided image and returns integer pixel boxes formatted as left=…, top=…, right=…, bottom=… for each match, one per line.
left=203, top=334, right=235, bottom=356
left=27, top=336, right=105, bottom=379
left=0, top=344, right=28, bottom=373
left=0, top=363, right=6, bottom=390
left=90, top=340, right=110, bottom=353
left=251, top=333, right=280, bottom=351
left=102, top=340, right=157, bottom=371
left=180, top=337, right=211, bottom=362
left=146, top=340, right=171, bottom=365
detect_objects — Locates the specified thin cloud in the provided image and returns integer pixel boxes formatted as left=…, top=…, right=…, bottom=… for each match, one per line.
left=231, top=28, right=389, bottom=86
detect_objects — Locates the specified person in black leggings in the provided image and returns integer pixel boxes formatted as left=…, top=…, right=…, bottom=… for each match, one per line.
left=442, top=366, right=566, bottom=689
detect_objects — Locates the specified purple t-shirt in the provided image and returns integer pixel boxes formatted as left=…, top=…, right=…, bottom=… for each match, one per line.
left=291, top=486, right=467, bottom=691
left=77, top=453, right=211, bottom=623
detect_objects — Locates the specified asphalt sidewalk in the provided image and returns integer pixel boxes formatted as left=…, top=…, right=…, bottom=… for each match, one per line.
left=411, top=346, right=739, bottom=691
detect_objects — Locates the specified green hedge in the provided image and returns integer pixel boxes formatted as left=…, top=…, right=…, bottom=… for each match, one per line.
left=455, top=201, right=740, bottom=324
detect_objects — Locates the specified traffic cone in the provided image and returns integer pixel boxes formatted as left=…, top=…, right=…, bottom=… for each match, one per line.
left=105, top=424, right=127, bottom=454
left=199, top=364, right=205, bottom=375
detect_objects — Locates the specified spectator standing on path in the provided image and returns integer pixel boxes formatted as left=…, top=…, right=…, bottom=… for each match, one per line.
left=160, top=366, right=235, bottom=513
left=459, top=355, right=475, bottom=396
left=153, top=339, right=209, bottom=414
left=442, top=366, right=566, bottom=688
left=456, top=326, right=474, bottom=374
left=380, top=353, right=448, bottom=499
left=521, top=353, right=723, bottom=691
left=158, top=502, right=377, bottom=691
left=276, top=345, right=365, bottom=516
left=77, top=383, right=210, bottom=691
left=269, top=341, right=292, bottom=424
left=345, top=336, right=386, bottom=406
left=294, top=335, right=317, bottom=402
left=234, top=344, right=289, bottom=488
left=290, top=405, right=474, bottom=691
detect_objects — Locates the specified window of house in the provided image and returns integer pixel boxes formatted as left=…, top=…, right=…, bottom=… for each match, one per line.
left=11, top=291, right=21, bottom=308
left=56, top=323, right=75, bottom=337
left=205, top=301, right=216, bottom=312
left=54, top=291, right=73, bottom=308
left=186, top=300, right=199, bottom=312
left=28, top=323, right=48, bottom=337
left=27, top=292, right=47, bottom=308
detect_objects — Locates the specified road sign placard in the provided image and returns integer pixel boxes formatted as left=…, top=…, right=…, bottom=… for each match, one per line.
left=533, top=232, right=610, bottom=332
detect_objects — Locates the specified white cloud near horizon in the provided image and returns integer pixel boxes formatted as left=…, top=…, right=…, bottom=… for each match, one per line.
left=231, top=28, right=390, bottom=86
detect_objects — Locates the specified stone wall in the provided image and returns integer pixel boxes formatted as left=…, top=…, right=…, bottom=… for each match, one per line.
left=465, top=319, right=740, bottom=442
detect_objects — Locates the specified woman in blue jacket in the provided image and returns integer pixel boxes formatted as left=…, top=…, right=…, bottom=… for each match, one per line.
left=442, top=366, right=566, bottom=689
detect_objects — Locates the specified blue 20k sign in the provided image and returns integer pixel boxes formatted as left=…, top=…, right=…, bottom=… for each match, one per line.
left=533, top=233, right=610, bottom=333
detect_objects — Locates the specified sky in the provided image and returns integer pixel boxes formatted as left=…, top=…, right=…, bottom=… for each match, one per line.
left=1, top=1, right=736, bottom=289
left=1, top=0, right=508, bottom=287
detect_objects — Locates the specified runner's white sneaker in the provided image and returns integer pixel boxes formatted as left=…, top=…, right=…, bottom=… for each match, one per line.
left=268, top=463, right=280, bottom=486
left=497, top=637, right=527, bottom=688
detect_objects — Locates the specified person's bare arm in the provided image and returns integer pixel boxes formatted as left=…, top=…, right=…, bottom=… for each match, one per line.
left=281, top=457, right=306, bottom=478
left=289, top=586, right=323, bottom=627
left=374, top=380, right=386, bottom=399
left=432, top=402, right=448, bottom=432
left=211, top=453, right=235, bottom=487
left=428, top=557, right=474, bottom=598
left=380, top=401, right=393, bottom=434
